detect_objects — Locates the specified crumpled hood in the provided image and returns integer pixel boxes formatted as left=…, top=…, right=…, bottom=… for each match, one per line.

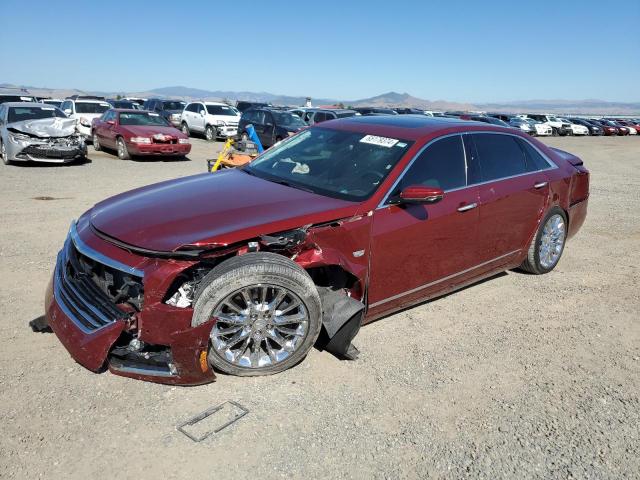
left=90, top=169, right=360, bottom=252
left=8, top=117, right=77, bottom=137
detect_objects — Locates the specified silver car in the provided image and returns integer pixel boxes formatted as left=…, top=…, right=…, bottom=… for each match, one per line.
left=0, top=102, right=87, bottom=164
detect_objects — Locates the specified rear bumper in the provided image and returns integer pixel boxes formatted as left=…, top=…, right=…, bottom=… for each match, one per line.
left=567, top=198, right=588, bottom=240
left=128, top=142, right=191, bottom=156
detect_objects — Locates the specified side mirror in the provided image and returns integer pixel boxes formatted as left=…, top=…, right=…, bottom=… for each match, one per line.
left=399, top=185, right=444, bottom=204
left=64, top=109, right=72, bottom=115
left=106, top=120, right=115, bottom=125
left=200, top=110, right=206, bottom=116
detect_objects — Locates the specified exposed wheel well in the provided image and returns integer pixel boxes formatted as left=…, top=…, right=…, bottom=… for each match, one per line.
left=305, top=265, right=361, bottom=296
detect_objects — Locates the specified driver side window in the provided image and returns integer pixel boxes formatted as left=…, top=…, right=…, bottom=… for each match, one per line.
left=389, top=135, right=466, bottom=199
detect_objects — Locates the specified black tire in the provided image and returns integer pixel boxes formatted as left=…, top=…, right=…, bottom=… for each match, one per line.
left=181, top=122, right=190, bottom=136
left=192, top=252, right=322, bottom=376
left=520, top=207, right=568, bottom=275
left=205, top=125, right=215, bottom=142
left=92, top=132, right=102, bottom=151
left=116, top=137, right=130, bottom=160
left=551, top=127, right=559, bottom=137
left=1, top=140, right=10, bottom=165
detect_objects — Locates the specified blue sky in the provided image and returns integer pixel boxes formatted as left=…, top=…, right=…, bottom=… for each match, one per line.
left=1, top=0, right=638, bottom=102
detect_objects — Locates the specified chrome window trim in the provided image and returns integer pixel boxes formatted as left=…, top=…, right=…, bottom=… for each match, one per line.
left=378, top=133, right=466, bottom=208
left=368, top=249, right=520, bottom=309
left=377, top=131, right=558, bottom=209
left=69, top=221, right=144, bottom=277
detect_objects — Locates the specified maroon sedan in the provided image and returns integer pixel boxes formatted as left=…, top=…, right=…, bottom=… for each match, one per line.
left=92, top=109, right=191, bottom=160
left=45, top=116, right=589, bottom=385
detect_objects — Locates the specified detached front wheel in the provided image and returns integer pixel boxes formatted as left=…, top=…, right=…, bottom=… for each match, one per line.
left=192, top=253, right=322, bottom=376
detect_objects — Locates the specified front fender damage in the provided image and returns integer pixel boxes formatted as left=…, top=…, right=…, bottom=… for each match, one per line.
left=272, top=214, right=371, bottom=360
left=160, top=214, right=372, bottom=362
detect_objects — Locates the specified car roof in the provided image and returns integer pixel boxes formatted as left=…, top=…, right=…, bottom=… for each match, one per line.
left=70, top=99, right=110, bottom=104
left=323, top=115, right=515, bottom=141
left=112, top=108, right=149, bottom=113
left=201, top=101, right=233, bottom=106
left=2, top=102, right=58, bottom=108
left=316, top=108, right=356, bottom=113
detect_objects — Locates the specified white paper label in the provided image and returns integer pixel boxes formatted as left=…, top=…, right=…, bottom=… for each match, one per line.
left=360, top=135, right=399, bottom=148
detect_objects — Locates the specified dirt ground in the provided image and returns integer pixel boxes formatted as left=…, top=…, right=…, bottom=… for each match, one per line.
left=0, top=135, right=638, bottom=479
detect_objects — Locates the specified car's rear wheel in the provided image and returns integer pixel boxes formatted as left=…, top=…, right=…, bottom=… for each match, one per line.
left=181, top=122, right=190, bottom=136
left=520, top=207, right=567, bottom=274
left=552, top=127, right=559, bottom=137
left=116, top=137, right=130, bottom=160
left=1, top=140, right=10, bottom=165
left=205, top=125, right=215, bottom=141
left=192, top=252, right=322, bottom=376
left=92, top=132, right=102, bottom=151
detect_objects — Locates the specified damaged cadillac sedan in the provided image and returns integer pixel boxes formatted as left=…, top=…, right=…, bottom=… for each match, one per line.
left=44, top=116, right=589, bottom=385
left=0, top=103, right=87, bottom=164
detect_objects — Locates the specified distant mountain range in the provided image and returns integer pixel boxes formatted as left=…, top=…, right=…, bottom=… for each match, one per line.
left=2, top=83, right=639, bottom=115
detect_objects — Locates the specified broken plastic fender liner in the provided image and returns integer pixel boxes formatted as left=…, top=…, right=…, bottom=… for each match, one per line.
left=317, top=287, right=364, bottom=360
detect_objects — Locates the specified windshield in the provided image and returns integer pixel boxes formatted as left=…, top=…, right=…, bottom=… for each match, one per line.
left=244, top=127, right=413, bottom=201
left=119, top=112, right=170, bottom=126
left=337, top=111, right=356, bottom=118
left=206, top=104, right=239, bottom=116
left=8, top=106, right=66, bottom=122
left=272, top=111, right=306, bottom=128
left=75, top=102, right=110, bottom=114
left=43, top=100, right=62, bottom=108
left=162, top=101, right=186, bottom=111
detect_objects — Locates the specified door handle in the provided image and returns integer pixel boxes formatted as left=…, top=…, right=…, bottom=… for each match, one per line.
left=534, top=181, right=548, bottom=189
left=457, top=202, right=478, bottom=212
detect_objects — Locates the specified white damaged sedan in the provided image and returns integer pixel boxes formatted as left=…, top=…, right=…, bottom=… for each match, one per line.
left=559, top=118, right=589, bottom=136
left=0, top=102, right=87, bottom=164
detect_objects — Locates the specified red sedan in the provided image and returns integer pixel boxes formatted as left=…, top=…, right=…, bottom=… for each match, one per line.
left=45, top=116, right=589, bottom=384
left=91, top=109, right=191, bottom=159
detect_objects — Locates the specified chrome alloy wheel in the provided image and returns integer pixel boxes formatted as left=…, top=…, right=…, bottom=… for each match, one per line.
left=210, top=285, right=309, bottom=369
left=539, top=214, right=566, bottom=269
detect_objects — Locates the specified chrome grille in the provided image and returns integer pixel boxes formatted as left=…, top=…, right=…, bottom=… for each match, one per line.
left=54, top=224, right=143, bottom=333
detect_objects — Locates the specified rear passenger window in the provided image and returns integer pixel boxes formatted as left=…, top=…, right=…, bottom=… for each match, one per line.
left=390, top=135, right=466, bottom=197
left=313, top=112, right=327, bottom=123
left=473, top=133, right=527, bottom=181
left=516, top=138, right=551, bottom=171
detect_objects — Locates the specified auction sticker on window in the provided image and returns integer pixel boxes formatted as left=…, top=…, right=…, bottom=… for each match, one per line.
left=360, top=135, right=399, bottom=148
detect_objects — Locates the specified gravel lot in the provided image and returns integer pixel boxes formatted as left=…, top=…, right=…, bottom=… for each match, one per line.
left=0, top=135, right=638, bottom=479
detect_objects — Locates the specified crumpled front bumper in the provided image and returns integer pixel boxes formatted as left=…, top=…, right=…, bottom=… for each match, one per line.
left=45, top=222, right=216, bottom=385
left=7, top=136, right=87, bottom=163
